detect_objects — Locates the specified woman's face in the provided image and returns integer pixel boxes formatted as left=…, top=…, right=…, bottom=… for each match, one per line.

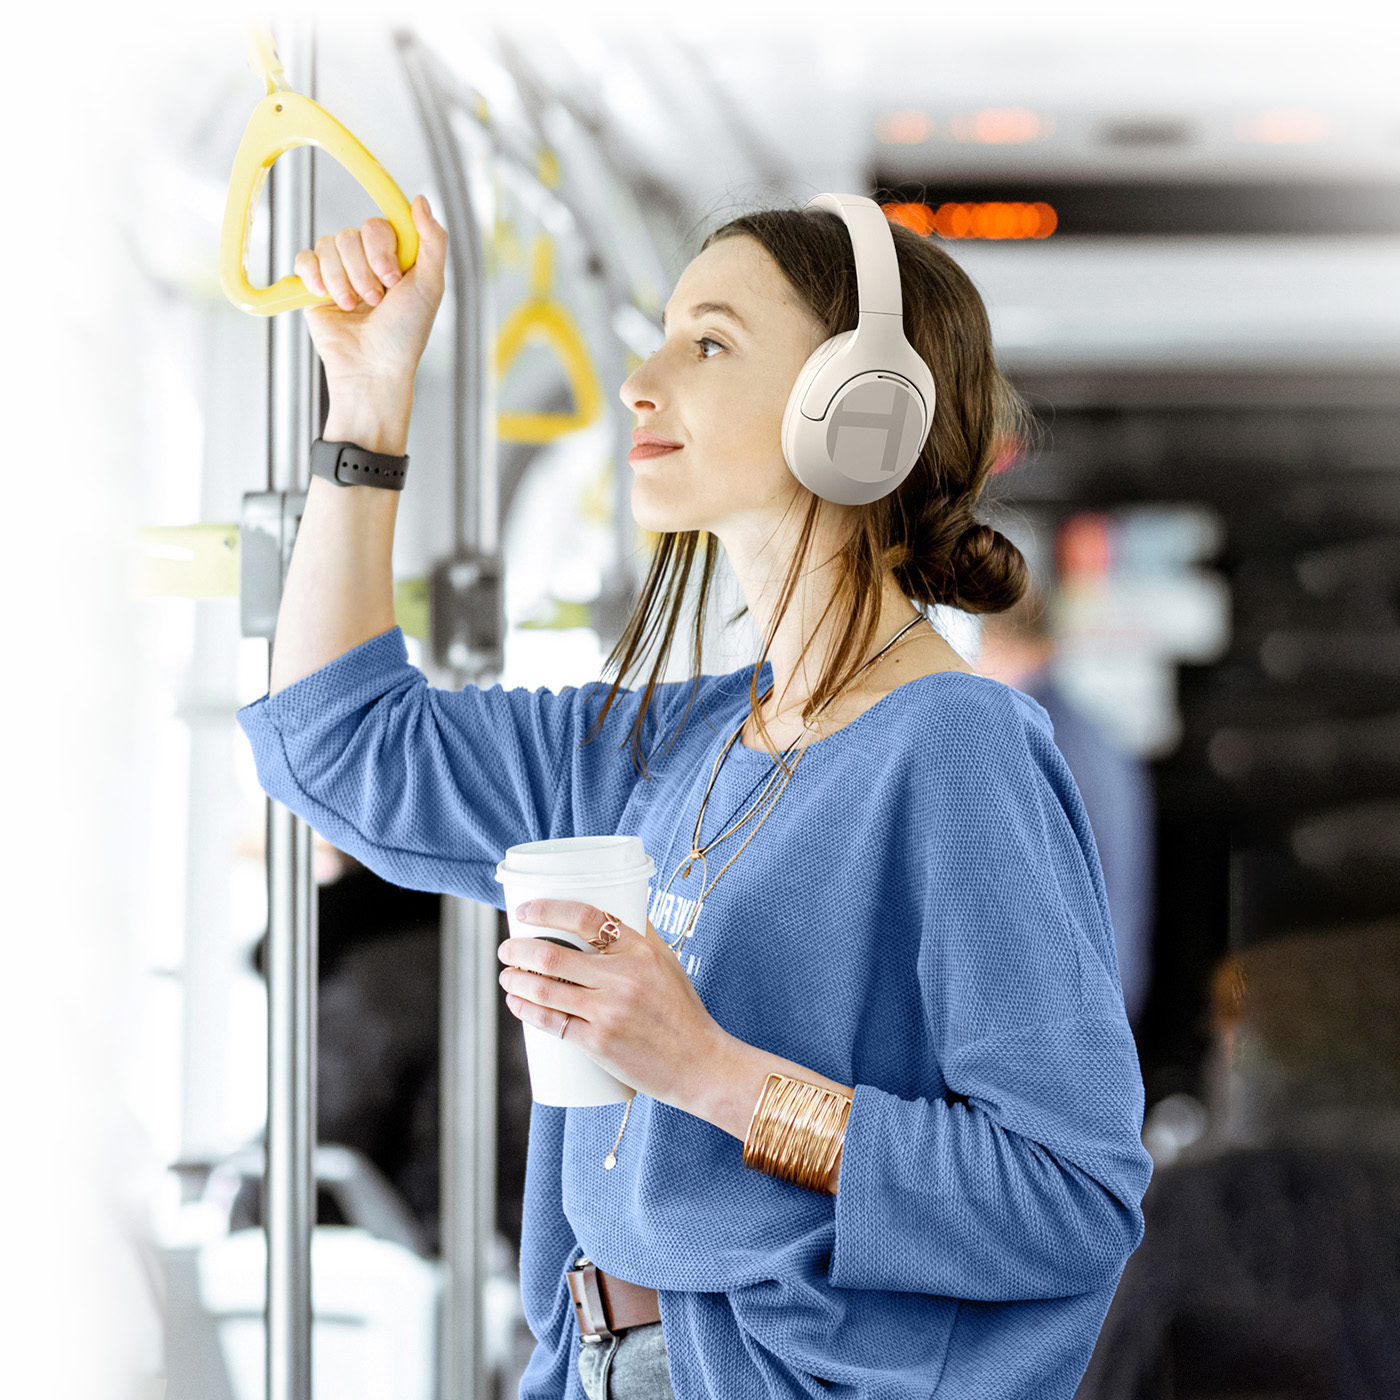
left=619, top=234, right=829, bottom=539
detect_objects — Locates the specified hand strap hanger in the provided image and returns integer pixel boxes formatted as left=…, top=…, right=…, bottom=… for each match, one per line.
left=496, top=232, right=605, bottom=441
left=219, top=21, right=419, bottom=315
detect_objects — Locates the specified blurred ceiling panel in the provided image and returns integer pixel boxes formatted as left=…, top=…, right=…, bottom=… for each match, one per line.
left=953, top=236, right=1400, bottom=369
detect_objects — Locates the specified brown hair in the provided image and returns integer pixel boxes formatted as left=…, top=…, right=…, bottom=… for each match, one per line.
left=580, top=200, right=1031, bottom=778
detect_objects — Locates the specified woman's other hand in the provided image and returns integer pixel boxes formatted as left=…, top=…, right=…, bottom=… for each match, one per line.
left=292, top=194, right=447, bottom=395
left=499, top=901, right=734, bottom=1113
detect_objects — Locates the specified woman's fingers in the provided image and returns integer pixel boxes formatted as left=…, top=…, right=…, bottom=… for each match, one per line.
left=515, top=896, right=635, bottom=940
left=335, top=225, right=385, bottom=306
left=412, top=194, right=445, bottom=242
left=292, top=248, right=326, bottom=298
left=498, top=935, right=607, bottom=991
left=411, top=195, right=448, bottom=278
left=296, top=200, right=445, bottom=312
left=504, top=991, right=579, bottom=1044
left=361, top=217, right=402, bottom=288
left=314, top=232, right=356, bottom=310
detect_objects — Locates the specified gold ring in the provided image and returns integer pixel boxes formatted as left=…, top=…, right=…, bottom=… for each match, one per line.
left=587, top=912, right=621, bottom=952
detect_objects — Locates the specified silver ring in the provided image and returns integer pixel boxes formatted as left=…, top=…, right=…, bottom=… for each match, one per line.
left=558, top=1013, right=572, bottom=1040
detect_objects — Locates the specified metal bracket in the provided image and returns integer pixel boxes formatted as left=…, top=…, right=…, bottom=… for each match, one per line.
left=239, top=489, right=307, bottom=641
left=429, top=547, right=505, bottom=674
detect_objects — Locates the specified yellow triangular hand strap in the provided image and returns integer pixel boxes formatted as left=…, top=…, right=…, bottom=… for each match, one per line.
left=496, top=234, right=604, bottom=442
left=219, top=24, right=419, bottom=316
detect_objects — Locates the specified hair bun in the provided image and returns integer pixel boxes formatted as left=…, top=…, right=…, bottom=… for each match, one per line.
left=950, top=522, right=1029, bottom=614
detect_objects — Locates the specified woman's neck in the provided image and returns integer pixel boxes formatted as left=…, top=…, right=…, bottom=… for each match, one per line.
left=716, top=506, right=924, bottom=722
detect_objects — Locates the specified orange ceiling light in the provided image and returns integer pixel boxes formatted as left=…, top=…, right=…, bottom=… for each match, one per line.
left=990, top=432, right=1026, bottom=474
left=882, top=202, right=939, bottom=236
left=950, top=108, right=1049, bottom=144
left=876, top=110, right=933, bottom=145
left=883, top=201, right=1057, bottom=241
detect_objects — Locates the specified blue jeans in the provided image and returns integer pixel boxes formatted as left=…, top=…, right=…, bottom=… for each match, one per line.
left=578, top=1321, right=675, bottom=1400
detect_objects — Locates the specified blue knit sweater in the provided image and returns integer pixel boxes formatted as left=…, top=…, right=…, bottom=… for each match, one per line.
left=236, top=625, right=1153, bottom=1400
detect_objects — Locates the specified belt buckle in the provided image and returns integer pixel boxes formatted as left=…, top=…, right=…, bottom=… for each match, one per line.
left=566, top=1256, right=615, bottom=1344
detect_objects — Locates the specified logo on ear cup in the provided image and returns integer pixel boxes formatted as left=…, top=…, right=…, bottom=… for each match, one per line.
left=824, top=377, right=925, bottom=483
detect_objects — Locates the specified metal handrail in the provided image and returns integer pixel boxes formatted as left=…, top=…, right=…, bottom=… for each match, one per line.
left=394, top=32, right=495, bottom=562
left=392, top=28, right=670, bottom=654
left=205, top=1144, right=432, bottom=1258
left=393, top=33, right=502, bottom=1400
left=262, top=20, right=319, bottom=1400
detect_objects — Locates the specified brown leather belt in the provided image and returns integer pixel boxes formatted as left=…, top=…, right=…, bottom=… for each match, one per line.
left=566, top=1256, right=661, bottom=1342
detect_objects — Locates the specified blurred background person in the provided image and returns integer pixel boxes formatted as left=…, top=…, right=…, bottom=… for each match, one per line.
left=978, top=585, right=1156, bottom=1028
left=1080, top=919, right=1400, bottom=1399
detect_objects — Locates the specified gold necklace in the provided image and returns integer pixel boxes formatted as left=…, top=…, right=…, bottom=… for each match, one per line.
left=600, top=614, right=930, bottom=1169
left=652, top=689, right=802, bottom=959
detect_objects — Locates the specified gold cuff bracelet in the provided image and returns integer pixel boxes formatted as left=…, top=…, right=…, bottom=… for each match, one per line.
left=743, top=1072, right=853, bottom=1193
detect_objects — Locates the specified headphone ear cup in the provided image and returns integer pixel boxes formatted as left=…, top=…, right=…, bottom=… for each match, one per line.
left=781, top=330, right=854, bottom=479
left=786, top=332, right=854, bottom=417
left=785, top=367, right=930, bottom=506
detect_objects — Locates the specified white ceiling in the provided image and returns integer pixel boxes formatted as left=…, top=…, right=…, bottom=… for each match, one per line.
left=107, top=3, right=1400, bottom=372
left=476, top=20, right=1400, bottom=191
left=459, top=9, right=1400, bottom=368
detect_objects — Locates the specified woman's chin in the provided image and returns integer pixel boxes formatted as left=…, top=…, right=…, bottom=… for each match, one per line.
left=632, top=509, right=706, bottom=535
left=630, top=484, right=708, bottom=536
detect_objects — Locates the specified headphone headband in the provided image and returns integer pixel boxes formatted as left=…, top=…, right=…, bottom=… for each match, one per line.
left=804, top=192, right=905, bottom=321
left=780, top=192, right=936, bottom=506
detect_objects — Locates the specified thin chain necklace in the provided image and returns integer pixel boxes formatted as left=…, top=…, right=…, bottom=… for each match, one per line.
left=601, top=613, right=931, bottom=1169
left=648, top=715, right=804, bottom=954
left=653, top=719, right=813, bottom=963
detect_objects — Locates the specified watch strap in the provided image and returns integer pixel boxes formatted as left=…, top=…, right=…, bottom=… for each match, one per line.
left=310, top=437, right=409, bottom=490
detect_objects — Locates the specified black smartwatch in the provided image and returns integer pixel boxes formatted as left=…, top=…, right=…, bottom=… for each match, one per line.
left=310, top=437, right=410, bottom=490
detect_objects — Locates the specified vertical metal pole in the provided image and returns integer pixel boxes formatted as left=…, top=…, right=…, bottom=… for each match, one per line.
left=394, top=36, right=503, bottom=1400
left=264, top=19, right=318, bottom=1400
left=395, top=36, right=497, bottom=560
left=440, top=898, right=500, bottom=1400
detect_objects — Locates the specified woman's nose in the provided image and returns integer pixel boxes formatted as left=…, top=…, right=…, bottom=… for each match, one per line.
left=620, top=362, right=663, bottom=414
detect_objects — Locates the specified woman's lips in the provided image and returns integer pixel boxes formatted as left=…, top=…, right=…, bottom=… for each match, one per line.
left=629, top=444, right=682, bottom=462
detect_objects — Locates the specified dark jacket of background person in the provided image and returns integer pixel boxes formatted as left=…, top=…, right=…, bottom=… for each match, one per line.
left=977, top=587, right=1157, bottom=1031
left=1018, top=663, right=1156, bottom=1028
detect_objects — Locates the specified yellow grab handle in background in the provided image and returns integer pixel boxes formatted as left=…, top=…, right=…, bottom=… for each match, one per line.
left=219, top=25, right=419, bottom=316
left=496, top=234, right=605, bottom=442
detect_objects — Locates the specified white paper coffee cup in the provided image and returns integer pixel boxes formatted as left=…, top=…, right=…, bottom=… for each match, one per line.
left=495, top=835, right=655, bottom=1107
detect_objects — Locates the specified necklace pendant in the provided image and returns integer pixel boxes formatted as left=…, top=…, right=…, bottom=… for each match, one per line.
left=603, top=1152, right=616, bottom=1169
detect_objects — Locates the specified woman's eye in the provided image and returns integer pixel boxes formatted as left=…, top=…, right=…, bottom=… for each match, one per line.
left=695, top=336, right=725, bottom=358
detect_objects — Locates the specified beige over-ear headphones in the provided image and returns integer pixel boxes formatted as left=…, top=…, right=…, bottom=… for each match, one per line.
left=781, top=193, right=937, bottom=506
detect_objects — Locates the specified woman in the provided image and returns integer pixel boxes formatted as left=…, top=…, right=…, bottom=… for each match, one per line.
left=238, top=193, right=1154, bottom=1400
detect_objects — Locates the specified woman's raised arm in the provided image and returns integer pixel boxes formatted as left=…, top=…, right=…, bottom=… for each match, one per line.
left=241, top=193, right=677, bottom=900
left=240, top=628, right=673, bottom=905
left=269, top=194, right=447, bottom=697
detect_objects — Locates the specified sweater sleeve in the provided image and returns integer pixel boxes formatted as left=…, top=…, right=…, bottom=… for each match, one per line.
left=828, top=687, right=1155, bottom=1302
left=235, top=625, right=668, bottom=907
